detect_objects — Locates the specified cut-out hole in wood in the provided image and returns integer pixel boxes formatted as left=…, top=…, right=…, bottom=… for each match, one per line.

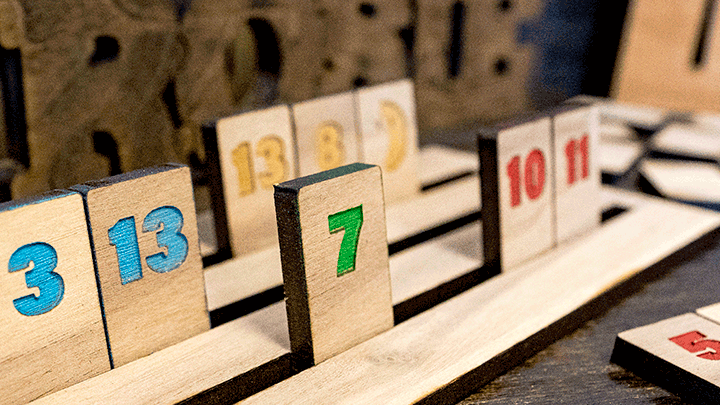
left=359, top=3, right=377, bottom=18
left=448, top=1, right=466, bottom=78
left=247, top=18, right=281, bottom=105
left=693, top=0, right=717, bottom=69
left=322, top=58, right=335, bottom=71
left=0, top=45, right=28, bottom=167
left=353, top=76, right=367, bottom=88
left=498, top=0, right=512, bottom=12
left=494, top=57, right=510, bottom=76
left=89, top=36, right=120, bottom=66
left=162, top=80, right=183, bottom=130
left=93, top=131, right=121, bottom=175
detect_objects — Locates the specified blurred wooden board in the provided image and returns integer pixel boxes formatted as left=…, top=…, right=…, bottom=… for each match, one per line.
left=651, top=123, right=720, bottom=160
left=241, top=189, right=720, bottom=404
left=414, top=0, right=541, bottom=130
left=640, top=159, right=720, bottom=203
left=613, top=0, right=720, bottom=114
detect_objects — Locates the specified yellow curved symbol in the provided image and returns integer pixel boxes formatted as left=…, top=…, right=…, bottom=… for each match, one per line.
left=380, top=100, right=407, bottom=172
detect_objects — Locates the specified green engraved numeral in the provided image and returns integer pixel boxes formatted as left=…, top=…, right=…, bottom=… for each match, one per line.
left=328, top=205, right=364, bottom=276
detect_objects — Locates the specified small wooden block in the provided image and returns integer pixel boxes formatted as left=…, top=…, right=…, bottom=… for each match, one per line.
left=479, top=115, right=554, bottom=271
left=552, top=105, right=601, bottom=243
left=0, top=190, right=110, bottom=404
left=204, top=105, right=297, bottom=257
left=612, top=313, right=720, bottom=403
left=274, top=163, right=393, bottom=365
left=292, top=91, right=361, bottom=177
left=356, top=79, right=421, bottom=204
left=72, top=164, right=209, bottom=367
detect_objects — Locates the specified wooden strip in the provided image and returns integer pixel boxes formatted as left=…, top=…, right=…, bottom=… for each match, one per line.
left=240, top=189, right=720, bottom=405
left=640, top=159, right=720, bottom=203
left=30, top=302, right=291, bottom=405
left=651, top=123, right=720, bottom=160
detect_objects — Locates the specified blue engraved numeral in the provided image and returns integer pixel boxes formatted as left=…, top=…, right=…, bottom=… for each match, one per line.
left=143, top=206, right=188, bottom=273
left=108, top=217, right=143, bottom=284
left=9, top=242, right=64, bottom=316
left=108, top=205, right=188, bottom=284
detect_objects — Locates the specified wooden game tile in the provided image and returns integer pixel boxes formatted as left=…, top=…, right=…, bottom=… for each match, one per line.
left=71, top=164, right=209, bottom=367
left=552, top=105, right=601, bottom=243
left=274, top=163, right=393, bottom=365
left=640, top=159, right=720, bottom=203
left=355, top=79, right=421, bottom=204
left=292, top=91, right=361, bottom=177
left=612, top=313, right=720, bottom=403
left=203, top=104, right=296, bottom=257
left=479, top=114, right=554, bottom=272
left=0, top=190, right=110, bottom=404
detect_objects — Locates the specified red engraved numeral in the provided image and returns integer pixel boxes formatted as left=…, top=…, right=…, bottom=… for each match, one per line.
left=506, top=149, right=545, bottom=208
left=564, top=134, right=589, bottom=186
left=670, top=330, right=720, bottom=360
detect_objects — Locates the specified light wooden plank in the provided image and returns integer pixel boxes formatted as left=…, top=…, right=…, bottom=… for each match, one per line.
left=417, top=145, right=478, bottom=187
left=30, top=302, right=290, bottom=405
left=598, top=140, right=643, bottom=175
left=292, top=91, right=361, bottom=177
left=612, top=313, right=720, bottom=403
left=205, top=247, right=282, bottom=312
left=480, top=115, right=554, bottom=272
left=241, top=189, right=720, bottom=405
left=0, top=191, right=110, bottom=404
left=640, top=159, right=720, bottom=202
left=356, top=79, right=421, bottom=204
left=553, top=105, right=601, bottom=243
left=390, top=225, right=480, bottom=304
left=651, top=123, right=720, bottom=160
left=385, top=175, right=479, bottom=245
left=275, top=163, right=393, bottom=365
left=71, top=164, right=209, bottom=367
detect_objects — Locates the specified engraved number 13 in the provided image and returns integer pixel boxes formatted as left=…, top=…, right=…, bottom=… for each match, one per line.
left=108, top=206, right=189, bottom=285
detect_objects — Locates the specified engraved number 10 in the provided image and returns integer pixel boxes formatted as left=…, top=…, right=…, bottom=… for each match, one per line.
left=507, top=149, right=545, bottom=207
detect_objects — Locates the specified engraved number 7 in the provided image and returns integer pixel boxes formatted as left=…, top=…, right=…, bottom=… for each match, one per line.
left=328, top=205, right=363, bottom=277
